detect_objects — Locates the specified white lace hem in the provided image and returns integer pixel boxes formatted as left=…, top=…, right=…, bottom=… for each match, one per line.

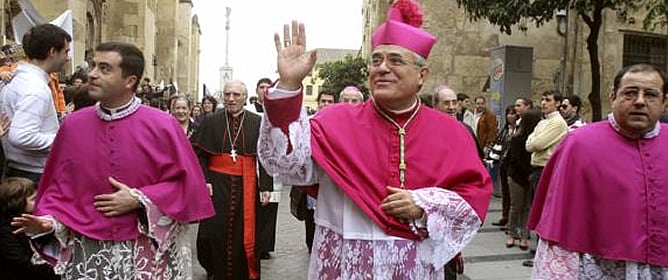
left=411, top=187, right=482, bottom=268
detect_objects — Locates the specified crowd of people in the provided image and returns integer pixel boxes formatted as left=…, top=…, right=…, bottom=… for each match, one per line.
left=0, top=0, right=668, bottom=279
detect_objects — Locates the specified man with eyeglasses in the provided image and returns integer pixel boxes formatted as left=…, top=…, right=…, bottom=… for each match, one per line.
left=432, top=85, right=484, bottom=279
left=433, top=85, right=483, bottom=159
left=559, top=95, right=586, bottom=131
left=528, top=64, right=668, bottom=278
left=193, top=80, right=274, bottom=280
left=257, top=0, right=492, bottom=278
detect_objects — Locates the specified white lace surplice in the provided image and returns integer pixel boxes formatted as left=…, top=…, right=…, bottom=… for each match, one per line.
left=533, top=240, right=668, bottom=280
left=258, top=107, right=482, bottom=280
left=31, top=191, right=193, bottom=280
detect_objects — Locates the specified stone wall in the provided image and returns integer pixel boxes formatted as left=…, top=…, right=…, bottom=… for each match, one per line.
left=24, top=0, right=198, bottom=94
left=176, top=1, right=192, bottom=96
left=363, top=0, right=668, bottom=121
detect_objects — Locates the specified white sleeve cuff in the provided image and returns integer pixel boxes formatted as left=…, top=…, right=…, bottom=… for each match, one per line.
left=267, top=82, right=302, bottom=100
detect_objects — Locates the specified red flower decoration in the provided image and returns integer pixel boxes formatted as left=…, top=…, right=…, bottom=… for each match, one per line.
left=391, top=0, right=424, bottom=28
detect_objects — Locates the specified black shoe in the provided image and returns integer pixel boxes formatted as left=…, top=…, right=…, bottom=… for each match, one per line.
left=492, top=218, right=508, bottom=226
left=259, top=252, right=271, bottom=260
left=522, top=260, right=534, bottom=267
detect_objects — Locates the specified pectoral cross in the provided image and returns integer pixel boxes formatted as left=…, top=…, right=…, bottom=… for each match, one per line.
left=230, top=149, right=238, bottom=163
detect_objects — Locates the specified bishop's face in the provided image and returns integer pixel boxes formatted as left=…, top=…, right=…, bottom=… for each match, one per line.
left=369, top=45, right=428, bottom=111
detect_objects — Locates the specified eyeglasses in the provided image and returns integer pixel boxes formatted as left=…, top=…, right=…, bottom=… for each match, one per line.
left=618, top=87, right=663, bottom=103
left=370, top=52, right=413, bottom=67
left=438, top=100, right=458, bottom=106
left=559, top=104, right=569, bottom=110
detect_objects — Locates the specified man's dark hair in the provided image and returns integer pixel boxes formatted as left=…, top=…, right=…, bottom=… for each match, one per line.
left=456, top=93, right=469, bottom=102
left=317, top=90, right=337, bottom=103
left=542, top=90, right=563, bottom=103
left=613, top=64, right=667, bottom=100
left=22, top=24, right=71, bottom=60
left=474, top=95, right=486, bottom=103
left=564, top=95, right=582, bottom=113
left=256, top=78, right=272, bottom=89
left=516, top=97, right=533, bottom=108
left=95, top=42, right=145, bottom=91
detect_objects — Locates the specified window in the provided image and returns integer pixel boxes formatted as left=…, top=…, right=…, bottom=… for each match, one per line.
left=623, top=33, right=667, bottom=72
left=306, top=85, right=313, bottom=96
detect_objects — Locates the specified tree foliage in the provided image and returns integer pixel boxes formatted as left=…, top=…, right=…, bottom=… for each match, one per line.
left=644, top=0, right=668, bottom=30
left=455, top=0, right=652, bottom=121
left=317, top=55, right=369, bottom=98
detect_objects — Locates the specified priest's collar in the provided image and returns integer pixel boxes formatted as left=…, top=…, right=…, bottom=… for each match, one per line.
left=373, top=98, right=419, bottom=115
left=608, top=113, right=660, bottom=139
left=96, top=96, right=142, bottom=121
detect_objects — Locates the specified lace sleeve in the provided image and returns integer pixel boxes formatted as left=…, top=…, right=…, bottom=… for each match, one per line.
left=130, top=189, right=187, bottom=258
left=28, top=216, right=75, bottom=274
left=258, top=107, right=317, bottom=186
left=411, top=187, right=482, bottom=268
left=532, top=239, right=579, bottom=279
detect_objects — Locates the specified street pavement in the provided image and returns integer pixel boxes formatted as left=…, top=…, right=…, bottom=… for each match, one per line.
left=190, top=188, right=533, bottom=280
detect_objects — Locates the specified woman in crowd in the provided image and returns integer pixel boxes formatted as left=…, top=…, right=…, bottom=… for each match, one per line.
left=490, top=105, right=518, bottom=228
left=504, top=109, right=542, bottom=250
left=170, top=95, right=197, bottom=140
left=191, top=104, right=202, bottom=122
left=195, top=95, right=217, bottom=125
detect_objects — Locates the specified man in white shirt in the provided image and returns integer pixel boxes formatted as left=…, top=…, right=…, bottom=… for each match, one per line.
left=0, top=24, right=71, bottom=183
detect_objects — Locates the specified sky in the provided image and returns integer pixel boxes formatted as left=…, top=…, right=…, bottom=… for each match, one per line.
left=192, top=0, right=364, bottom=98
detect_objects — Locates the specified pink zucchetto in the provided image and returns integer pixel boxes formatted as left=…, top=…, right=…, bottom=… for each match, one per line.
left=371, top=0, right=436, bottom=59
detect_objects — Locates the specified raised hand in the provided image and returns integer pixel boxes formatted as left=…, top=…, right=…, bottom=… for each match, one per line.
left=273, top=21, right=317, bottom=91
left=11, top=214, right=54, bottom=235
left=94, top=177, right=140, bottom=217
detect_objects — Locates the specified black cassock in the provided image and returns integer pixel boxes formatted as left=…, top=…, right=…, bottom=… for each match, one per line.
left=194, top=110, right=273, bottom=280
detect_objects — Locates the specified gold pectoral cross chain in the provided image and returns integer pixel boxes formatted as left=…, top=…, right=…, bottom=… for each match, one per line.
left=373, top=99, right=421, bottom=189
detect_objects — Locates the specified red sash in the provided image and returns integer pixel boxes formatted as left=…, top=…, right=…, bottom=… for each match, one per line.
left=209, top=153, right=259, bottom=279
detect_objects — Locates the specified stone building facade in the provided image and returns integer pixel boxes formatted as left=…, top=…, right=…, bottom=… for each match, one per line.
left=1, top=0, right=201, bottom=98
left=362, top=0, right=668, bottom=120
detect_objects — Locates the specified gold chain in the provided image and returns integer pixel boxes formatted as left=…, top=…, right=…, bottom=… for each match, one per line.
left=372, top=98, right=421, bottom=189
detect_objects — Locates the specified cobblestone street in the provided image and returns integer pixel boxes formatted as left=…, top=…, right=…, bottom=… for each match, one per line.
left=190, top=188, right=532, bottom=280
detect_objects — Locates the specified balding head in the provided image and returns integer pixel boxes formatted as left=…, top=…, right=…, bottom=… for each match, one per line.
left=223, top=79, right=248, bottom=116
left=339, top=86, right=364, bottom=104
left=433, top=85, right=459, bottom=117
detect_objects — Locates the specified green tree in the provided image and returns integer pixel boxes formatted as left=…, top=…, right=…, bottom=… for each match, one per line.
left=455, top=0, right=648, bottom=121
left=317, top=55, right=369, bottom=98
left=644, top=0, right=668, bottom=30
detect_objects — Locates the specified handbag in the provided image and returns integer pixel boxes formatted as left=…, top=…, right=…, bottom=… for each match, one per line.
left=486, top=128, right=509, bottom=163
left=289, top=186, right=308, bottom=221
